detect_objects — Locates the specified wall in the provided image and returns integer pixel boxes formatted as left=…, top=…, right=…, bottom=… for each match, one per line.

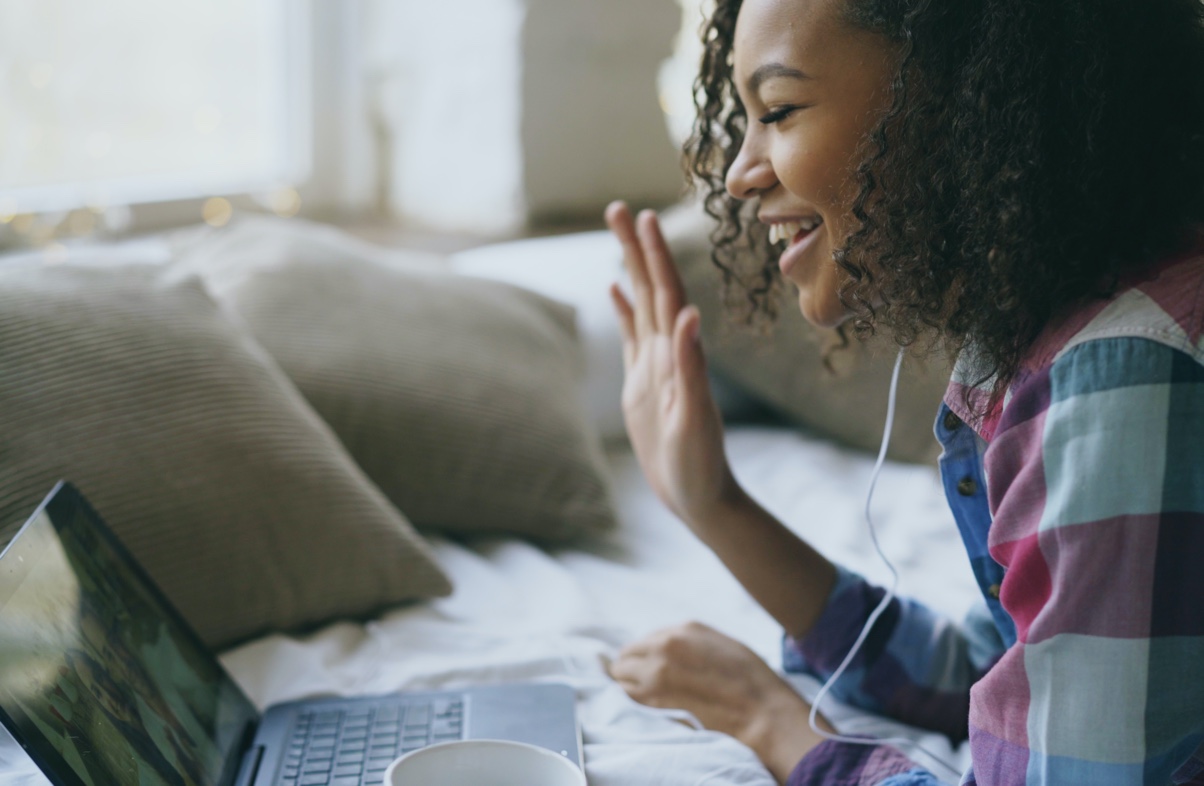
left=368, top=0, right=685, bottom=235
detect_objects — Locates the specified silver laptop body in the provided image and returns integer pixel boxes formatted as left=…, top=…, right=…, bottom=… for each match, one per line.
left=0, top=483, right=582, bottom=786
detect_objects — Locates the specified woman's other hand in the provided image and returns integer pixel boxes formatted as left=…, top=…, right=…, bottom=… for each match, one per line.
left=609, top=621, right=831, bottom=784
left=605, top=201, right=740, bottom=528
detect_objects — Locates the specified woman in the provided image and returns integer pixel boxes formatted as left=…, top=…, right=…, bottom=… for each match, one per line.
left=604, top=0, right=1204, bottom=783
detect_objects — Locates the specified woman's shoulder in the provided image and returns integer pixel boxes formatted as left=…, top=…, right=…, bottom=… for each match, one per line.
left=1032, top=244, right=1204, bottom=372
left=1005, top=248, right=1204, bottom=427
left=946, top=244, right=1204, bottom=440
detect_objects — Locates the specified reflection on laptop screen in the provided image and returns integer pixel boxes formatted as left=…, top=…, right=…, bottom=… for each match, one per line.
left=0, top=485, right=258, bottom=786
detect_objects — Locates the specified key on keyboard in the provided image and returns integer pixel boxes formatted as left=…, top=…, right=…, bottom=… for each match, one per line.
left=277, top=699, right=465, bottom=786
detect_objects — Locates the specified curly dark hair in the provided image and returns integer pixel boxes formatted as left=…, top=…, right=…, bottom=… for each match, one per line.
left=687, top=0, right=1204, bottom=404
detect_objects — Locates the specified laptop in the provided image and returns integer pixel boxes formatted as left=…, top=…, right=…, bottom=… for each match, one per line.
left=0, top=482, right=583, bottom=786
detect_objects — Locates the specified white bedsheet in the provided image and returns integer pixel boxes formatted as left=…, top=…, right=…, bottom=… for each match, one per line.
left=411, top=222, right=975, bottom=781
left=0, top=223, right=982, bottom=779
left=0, top=426, right=975, bottom=785
left=0, top=221, right=981, bottom=783
left=220, top=427, right=976, bottom=785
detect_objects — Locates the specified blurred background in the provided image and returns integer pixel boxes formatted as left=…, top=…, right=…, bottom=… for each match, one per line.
left=0, top=0, right=712, bottom=252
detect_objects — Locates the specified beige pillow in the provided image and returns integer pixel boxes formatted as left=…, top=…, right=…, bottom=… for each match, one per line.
left=175, top=224, right=616, bottom=541
left=660, top=203, right=952, bottom=465
left=0, top=263, right=451, bottom=648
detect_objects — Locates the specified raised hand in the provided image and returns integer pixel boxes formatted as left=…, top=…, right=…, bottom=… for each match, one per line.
left=605, top=201, right=740, bottom=528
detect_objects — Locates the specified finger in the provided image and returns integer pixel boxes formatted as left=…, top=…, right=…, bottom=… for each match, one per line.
left=636, top=210, right=687, bottom=337
left=613, top=676, right=654, bottom=704
left=609, top=284, right=637, bottom=369
left=621, top=683, right=664, bottom=708
left=616, top=638, right=654, bottom=662
left=672, top=307, right=708, bottom=400
left=618, top=624, right=698, bottom=664
left=607, top=654, right=638, bottom=682
left=606, top=201, right=656, bottom=336
left=608, top=650, right=658, bottom=688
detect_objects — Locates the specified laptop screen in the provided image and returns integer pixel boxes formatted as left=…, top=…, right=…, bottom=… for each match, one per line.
left=0, top=484, right=259, bottom=786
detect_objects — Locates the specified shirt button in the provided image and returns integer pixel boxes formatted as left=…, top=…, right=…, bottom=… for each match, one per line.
left=957, top=477, right=977, bottom=496
left=987, top=584, right=1001, bottom=599
left=943, top=410, right=962, bottom=431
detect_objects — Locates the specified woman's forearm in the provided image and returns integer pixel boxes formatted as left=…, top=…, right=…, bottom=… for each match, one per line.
left=690, top=483, right=837, bottom=641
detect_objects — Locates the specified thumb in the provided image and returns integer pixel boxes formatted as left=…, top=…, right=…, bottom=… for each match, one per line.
left=672, top=306, right=709, bottom=398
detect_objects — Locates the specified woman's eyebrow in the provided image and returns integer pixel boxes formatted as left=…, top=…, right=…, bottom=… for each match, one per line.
left=747, top=63, right=813, bottom=93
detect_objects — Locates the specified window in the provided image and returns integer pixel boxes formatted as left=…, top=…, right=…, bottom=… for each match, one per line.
left=659, top=0, right=711, bottom=147
left=0, top=0, right=308, bottom=217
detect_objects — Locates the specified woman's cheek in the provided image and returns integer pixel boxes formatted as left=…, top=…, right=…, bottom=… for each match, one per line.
left=780, top=136, right=846, bottom=221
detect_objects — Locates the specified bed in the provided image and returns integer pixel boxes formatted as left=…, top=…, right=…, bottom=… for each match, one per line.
left=0, top=214, right=977, bottom=785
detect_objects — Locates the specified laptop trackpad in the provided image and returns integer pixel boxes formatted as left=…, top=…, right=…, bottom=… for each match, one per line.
left=465, top=684, right=581, bottom=768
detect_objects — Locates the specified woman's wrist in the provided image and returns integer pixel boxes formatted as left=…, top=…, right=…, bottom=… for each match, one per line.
left=686, top=469, right=753, bottom=536
left=681, top=477, right=837, bottom=640
left=742, top=690, right=832, bottom=785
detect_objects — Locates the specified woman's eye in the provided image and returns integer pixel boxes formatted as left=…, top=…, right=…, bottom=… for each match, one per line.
left=758, top=105, right=803, bottom=125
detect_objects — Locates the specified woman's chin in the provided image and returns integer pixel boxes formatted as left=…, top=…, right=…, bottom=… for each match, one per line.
left=795, top=287, right=850, bottom=329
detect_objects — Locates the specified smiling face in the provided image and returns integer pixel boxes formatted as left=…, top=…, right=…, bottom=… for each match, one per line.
left=725, top=0, right=898, bottom=327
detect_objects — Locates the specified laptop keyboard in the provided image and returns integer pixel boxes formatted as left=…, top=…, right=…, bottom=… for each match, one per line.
left=277, top=698, right=465, bottom=786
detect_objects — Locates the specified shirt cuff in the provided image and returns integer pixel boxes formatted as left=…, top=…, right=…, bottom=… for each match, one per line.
left=786, top=739, right=920, bottom=786
left=783, top=564, right=870, bottom=676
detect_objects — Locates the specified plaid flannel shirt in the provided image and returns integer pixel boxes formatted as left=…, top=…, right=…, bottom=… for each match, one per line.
left=784, top=248, right=1204, bottom=785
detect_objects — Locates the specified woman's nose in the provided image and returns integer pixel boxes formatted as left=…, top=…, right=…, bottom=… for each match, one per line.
left=725, top=134, right=776, bottom=199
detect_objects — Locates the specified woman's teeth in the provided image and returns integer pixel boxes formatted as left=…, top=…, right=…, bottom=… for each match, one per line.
left=768, top=218, right=822, bottom=245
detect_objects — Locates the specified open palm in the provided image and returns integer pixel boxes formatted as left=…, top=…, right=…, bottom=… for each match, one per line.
left=605, top=202, right=736, bottom=526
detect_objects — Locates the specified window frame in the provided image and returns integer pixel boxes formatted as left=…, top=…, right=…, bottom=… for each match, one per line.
left=0, top=0, right=363, bottom=237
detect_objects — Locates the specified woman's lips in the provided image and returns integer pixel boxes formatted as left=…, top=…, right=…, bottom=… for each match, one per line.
left=778, top=224, right=824, bottom=277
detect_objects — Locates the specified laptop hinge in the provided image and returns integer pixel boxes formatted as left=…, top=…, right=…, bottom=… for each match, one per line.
left=233, top=745, right=264, bottom=786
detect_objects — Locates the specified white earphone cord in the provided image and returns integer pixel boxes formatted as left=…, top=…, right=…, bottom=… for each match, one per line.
left=805, top=349, right=963, bottom=781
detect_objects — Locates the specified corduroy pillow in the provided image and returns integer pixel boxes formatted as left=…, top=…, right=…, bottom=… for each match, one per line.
left=173, top=222, right=616, bottom=541
left=0, top=263, right=451, bottom=648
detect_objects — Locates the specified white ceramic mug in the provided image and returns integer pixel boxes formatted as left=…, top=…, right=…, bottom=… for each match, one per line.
left=383, top=739, right=586, bottom=786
